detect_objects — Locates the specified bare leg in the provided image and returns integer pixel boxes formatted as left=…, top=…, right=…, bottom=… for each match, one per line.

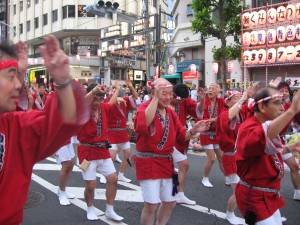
left=119, top=148, right=131, bottom=173
left=105, top=172, right=118, bottom=205
left=177, top=159, right=189, bottom=193
left=227, top=183, right=237, bottom=212
left=109, top=149, right=117, bottom=161
left=203, top=149, right=216, bottom=177
left=156, top=201, right=176, bottom=225
left=59, top=160, right=74, bottom=191
left=84, top=180, right=96, bottom=207
left=141, top=202, right=158, bottom=225
left=214, top=148, right=224, bottom=175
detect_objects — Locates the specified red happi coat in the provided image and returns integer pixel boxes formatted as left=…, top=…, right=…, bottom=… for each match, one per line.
left=173, top=98, right=201, bottom=153
left=77, top=103, right=113, bottom=163
left=216, top=104, right=248, bottom=176
left=0, top=93, right=85, bottom=225
left=200, top=97, right=226, bottom=145
left=134, top=100, right=187, bottom=180
left=108, top=97, right=136, bottom=144
left=235, top=116, right=285, bottom=222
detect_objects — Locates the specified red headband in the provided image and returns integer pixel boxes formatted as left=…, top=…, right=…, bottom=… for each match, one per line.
left=0, top=59, right=18, bottom=70
left=280, top=86, right=289, bottom=90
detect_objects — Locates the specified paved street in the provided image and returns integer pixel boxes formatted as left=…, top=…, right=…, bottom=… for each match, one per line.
left=23, top=145, right=300, bottom=225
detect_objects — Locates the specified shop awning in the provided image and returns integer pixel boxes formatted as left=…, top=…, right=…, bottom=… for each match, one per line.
left=162, top=73, right=181, bottom=79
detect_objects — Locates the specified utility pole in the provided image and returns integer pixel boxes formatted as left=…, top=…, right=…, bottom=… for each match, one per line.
left=144, top=0, right=151, bottom=81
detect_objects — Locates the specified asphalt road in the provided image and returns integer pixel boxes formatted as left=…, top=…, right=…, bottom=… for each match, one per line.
left=23, top=145, right=300, bottom=225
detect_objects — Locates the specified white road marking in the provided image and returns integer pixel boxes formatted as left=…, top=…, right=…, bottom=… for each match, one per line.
left=32, top=157, right=245, bottom=224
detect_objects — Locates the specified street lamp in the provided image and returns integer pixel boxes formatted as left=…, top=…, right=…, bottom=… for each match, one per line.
left=0, top=21, right=18, bottom=40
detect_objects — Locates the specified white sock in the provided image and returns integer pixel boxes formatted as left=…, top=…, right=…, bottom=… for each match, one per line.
left=119, top=172, right=124, bottom=177
left=106, top=204, right=114, bottom=212
left=177, top=192, right=184, bottom=197
left=295, top=189, right=300, bottom=195
left=203, top=177, right=209, bottom=180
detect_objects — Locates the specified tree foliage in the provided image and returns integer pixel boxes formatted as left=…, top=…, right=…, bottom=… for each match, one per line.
left=191, top=0, right=244, bottom=89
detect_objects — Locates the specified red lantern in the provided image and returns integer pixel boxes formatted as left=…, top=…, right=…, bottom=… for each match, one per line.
left=286, top=4, right=296, bottom=21
left=250, top=50, right=258, bottom=64
left=250, top=31, right=258, bottom=45
left=258, top=10, right=267, bottom=25
left=250, top=11, right=258, bottom=27
left=243, top=51, right=251, bottom=65
left=296, top=24, right=300, bottom=40
left=277, top=26, right=286, bottom=42
left=155, top=66, right=159, bottom=77
left=41, top=58, right=45, bottom=65
left=124, top=40, right=129, bottom=49
left=243, top=32, right=251, bottom=46
left=295, top=45, right=300, bottom=61
left=212, top=63, right=218, bottom=74
left=168, top=64, right=174, bottom=74
left=242, top=12, right=250, bottom=27
left=86, top=51, right=91, bottom=60
left=76, top=54, right=80, bottom=63
left=286, top=25, right=296, bottom=41
left=190, top=64, right=197, bottom=73
left=297, top=3, right=300, bottom=19
left=277, top=47, right=286, bottom=63
left=267, top=48, right=276, bottom=63
left=97, top=49, right=102, bottom=57
left=227, top=61, right=234, bottom=73
left=267, top=29, right=276, bottom=44
left=277, top=6, right=286, bottom=22
left=268, top=8, right=277, bottom=24
left=34, top=58, right=38, bottom=64
left=258, top=49, right=266, bottom=64
left=286, top=46, right=295, bottom=61
left=257, top=30, right=266, bottom=45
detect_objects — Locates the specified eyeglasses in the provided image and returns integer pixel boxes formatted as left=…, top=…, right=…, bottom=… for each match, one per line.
left=267, top=100, right=284, bottom=107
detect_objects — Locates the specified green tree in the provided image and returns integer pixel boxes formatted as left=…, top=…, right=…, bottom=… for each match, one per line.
left=191, top=0, right=244, bottom=90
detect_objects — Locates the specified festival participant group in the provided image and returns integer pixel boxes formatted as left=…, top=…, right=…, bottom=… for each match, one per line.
left=1, top=35, right=300, bottom=225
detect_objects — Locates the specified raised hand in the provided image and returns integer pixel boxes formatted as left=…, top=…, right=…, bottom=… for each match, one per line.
left=40, top=35, right=70, bottom=84
left=290, top=90, right=300, bottom=115
left=125, top=79, right=133, bottom=88
left=193, top=120, right=211, bottom=133
left=16, top=41, right=28, bottom=75
left=269, top=77, right=282, bottom=88
left=31, top=82, right=39, bottom=93
left=198, top=87, right=206, bottom=100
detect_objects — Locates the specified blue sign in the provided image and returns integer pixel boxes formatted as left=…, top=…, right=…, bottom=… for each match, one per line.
left=176, top=60, right=200, bottom=72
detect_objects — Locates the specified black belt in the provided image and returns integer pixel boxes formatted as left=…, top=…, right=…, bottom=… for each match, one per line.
left=79, top=141, right=111, bottom=148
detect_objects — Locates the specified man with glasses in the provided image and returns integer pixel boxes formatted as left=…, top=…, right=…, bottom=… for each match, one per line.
left=277, top=82, right=300, bottom=201
left=134, top=78, right=210, bottom=225
left=235, top=86, right=300, bottom=225
left=169, top=83, right=205, bottom=205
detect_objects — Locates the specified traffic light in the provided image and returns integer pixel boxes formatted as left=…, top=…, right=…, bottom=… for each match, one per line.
left=85, top=1, right=119, bottom=16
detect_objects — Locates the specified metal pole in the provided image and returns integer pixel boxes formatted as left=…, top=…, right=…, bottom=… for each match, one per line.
left=157, top=5, right=161, bottom=78
left=144, top=0, right=151, bottom=81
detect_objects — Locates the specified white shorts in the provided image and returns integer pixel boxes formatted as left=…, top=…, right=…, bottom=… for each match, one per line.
left=282, top=152, right=293, bottom=161
left=256, top=209, right=282, bottom=225
left=110, top=141, right=131, bottom=151
left=202, top=144, right=220, bottom=150
left=226, top=174, right=240, bottom=184
left=172, top=147, right=187, bottom=163
left=55, top=143, right=75, bottom=164
left=81, top=158, right=116, bottom=180
left=71, top=136, right=79, bottom=144
left=140, top=179, right=177, bottom=204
